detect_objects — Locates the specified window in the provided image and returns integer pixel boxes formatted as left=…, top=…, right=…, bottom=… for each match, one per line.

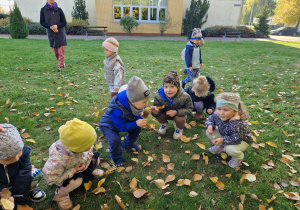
left=113, top=0, right=167, bottom=22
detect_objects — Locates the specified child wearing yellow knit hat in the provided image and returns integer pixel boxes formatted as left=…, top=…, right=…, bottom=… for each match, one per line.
left=43, top=118, right=104, bottom=210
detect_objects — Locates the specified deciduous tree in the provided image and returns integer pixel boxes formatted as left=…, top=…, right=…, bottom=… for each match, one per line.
left=273, top=0, right=300, bottom=30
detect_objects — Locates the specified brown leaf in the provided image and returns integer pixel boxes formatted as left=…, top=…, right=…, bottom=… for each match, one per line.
left=191, top=154, right=200, bottom=160
left=189, top=121, right=197, bottom=127
left=101, top=204, right=109, bottom=210
left=193, top=174, right=203, bottom=181
left=125, top=166, right=133, bottom=172
left=238, top=203, right=243, bottom=210
left=72, top=204, right=80, bottom=210
left=180, top=135, right=191, bottom=143
left=284, top=192, right=300, bottom=200
left=150, top=179, right=166, bottom=189
left=115, top=195, right=125, bottom=210
left=196, top=143, right=205, bottom=149
left=167, top=163, right=175, bottom=171
left=21, top=133, right=30, bottom=139
left=274, top=182, right=281, bottom=189
left=129, top=178, right=138, bottom=190
left=176, top=179, right=191, bottom=186
left=240, top=194, right=245, bottom=204
left=157, top=167, right=166, bottom=174
left=5, top=98, right=11, bottom=104
left=165, top=175, right=176, bottom=183
left=92, top=187, right=106, bottom=194
left=240, top=174, right=246, bottom=184
left=0, top=188, right=11, bottom=199
left=133, top=189, right=149, bottom=198
left=162, top=154, right=170, bottom=163
left=141, top=110, right=149, bottom=118
left=267, top=195, right=276, bottom=203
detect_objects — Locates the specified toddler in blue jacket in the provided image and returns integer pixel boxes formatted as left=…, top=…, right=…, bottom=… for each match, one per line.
left=99, top=76, right=150, bottom=166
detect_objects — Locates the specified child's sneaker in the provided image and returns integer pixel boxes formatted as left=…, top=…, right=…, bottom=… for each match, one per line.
left=57, top=66, right=62, bottom=72
left=173, top=127, right=183, bottom=140
left=29, top=187, right=46, bottom=203
left=158, top=123, right=168, bottom=135
left=228, top=158, right=242, bottom=168
left=113, top=158, right=124, bottom=167
left=208, top=146, right=224, bottom=154
left=53, top=190, right=72, bottom=210
left=183, top=69, right=187, bottom=74
left=92, top=169, right=105, bottom=178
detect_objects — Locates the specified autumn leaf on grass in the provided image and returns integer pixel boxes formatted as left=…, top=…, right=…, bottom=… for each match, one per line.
left=167, top=163, right=175, bottom=170
left=240, top=174, right=246, bottom=184
left=165, top=175, right=176, bottom=183
left=97, top=178, right=106, bottom=188
left=189, top=191, right=198, bottom=197
left=267, top=195, right=276, bottom=203
left=150, top=179, right=169, bottom=189
left=192, top=134, right=198, bottom=140
left=193, top=174, right=203, bottom=181
left=131, top=158, right=138, bottom=164
left=133, top=189, right=150, bottom=198
left=157, top=167, right=166, bottom=174
left=21, top=133, right=30, bottom=139
left=282, top=155, right=295, bottom=162
left=279, top=157, right=290, bottom=165
left=191, top=154, right=200, bottom=160
left=209, top=177, right=225, bottom=190
left=92, top=187, right=106, bottom=194
left=162, top=154, right=170, bottom=163
left=129, top=178, right=138, bottom=190
left=180, top=135, right=191, bottom=143
left=284, top=192, right=300, bottom=201
left=189, top=121, right=196, bottom=127
left=125, top=166, right=133, bottom=172
left=245, top=174, right=256, bottom=182
left=203, top=155, right=209, bottom=165
left=196, top=143, right=205, bottom=150
left=84, top=181, right=92, bottom=201
left=117, top=167, right=125, bottom=172
left=141, top=110, right=149, bottom=118
left=240, top=194, right=245, bottom=204
left=176, top=179, right=191, bottom=186
left=101, top=162, right=110, bottom=169
left=57, top=102, right=64, bottom=105
left=26, top=139, right=36, bottom=143
left=72, top=204, right=80, bottom=210
left=258, top=204, right=266, bottom=210
left=115, top=195, right=126, bottom=210
left=266, top=141, right=278, bottom=148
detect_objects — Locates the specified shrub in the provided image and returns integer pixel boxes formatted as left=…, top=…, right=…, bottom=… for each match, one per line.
left=119, top=16, right=139, bottom=35
left=203, top=25, right=256, bottom=37
left=23, top=17, right=34, bottom=24
left=67, top=18, right=89, bottom=27
left=66, top=19, right=88, bottom=35
left=9, top=4, right=28, bottom=39
left=236, top=26, right=256, bottom=37
left=27, top=23, right=46, bottom=35
left=0, top=17, right=10, bottom=26
left=0, top=13, right=9, bottom=19
left=0, top=25, right=9, bottom=34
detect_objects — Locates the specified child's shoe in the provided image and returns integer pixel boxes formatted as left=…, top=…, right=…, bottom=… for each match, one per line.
left=208, top=146, right=224, bottom=154
left=57, top=66, right=62, bottom=72
left=195, top=111, right=204, bottom=120
left=158, top=123, right=168, bottom=135
left=92, top=169, right=105, bottom=178
left=29, top=187, right=46, bottom=203
left=228, top=158, right=242, bottom=168
left=173, top=127, right=183, bottom=140
left=113, top=158, right=124, bottom=167
left=53, top=190, right=72, bottom=210
left=183, top=69, right=187, bottom=74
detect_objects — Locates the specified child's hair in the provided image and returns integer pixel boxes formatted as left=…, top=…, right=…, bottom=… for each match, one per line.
left=104, top=37, right=119, bottom=48
left=215, top=92, right=249, bottom=121
left=192, top=76, right=209, bottom=97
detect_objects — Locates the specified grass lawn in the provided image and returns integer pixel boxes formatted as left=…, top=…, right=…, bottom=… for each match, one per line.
left=0, top=38, right=299, bottom=210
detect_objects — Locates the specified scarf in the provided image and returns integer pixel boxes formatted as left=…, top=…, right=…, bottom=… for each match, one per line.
left=129, top=102, right=143, bottom=117
left=47, top=2, right=58, bottom=10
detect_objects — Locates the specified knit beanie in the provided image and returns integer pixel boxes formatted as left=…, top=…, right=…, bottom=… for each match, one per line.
left=102, top=37, right=119, bottom=53
left=127, top=76, right=150, bottom=103
left=163, top=71, right=180, bottom=89
left=59, top=118, right=97, bottom=153
left=191, top=28, right=202, bottom=40
left=0, top=124, right=24, bottom=159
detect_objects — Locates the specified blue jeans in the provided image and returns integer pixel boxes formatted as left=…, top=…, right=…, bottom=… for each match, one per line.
left=100, top=126, right=141, bottom=161
left=182, top=68, right=199, bottom=84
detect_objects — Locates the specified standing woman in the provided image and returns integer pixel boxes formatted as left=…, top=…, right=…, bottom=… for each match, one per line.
left=40, top=0, right=67, bottom=72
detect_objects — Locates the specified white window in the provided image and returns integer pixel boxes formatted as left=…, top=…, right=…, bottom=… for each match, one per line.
left=113, top=0, right=168, bottom=23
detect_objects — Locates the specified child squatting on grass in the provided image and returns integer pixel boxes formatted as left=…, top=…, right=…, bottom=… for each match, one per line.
left=0, top=124, right=46, bottom=210
left=102, top=37, right=125, bottom=99
left=43, top=119, right=104, bottom=210
left=205, top=92, right=254, bottom=168
left=182, top=28, right=205, bottom=89
left=150, top=71, right=193, bottom=140
left=99, top=76, right=150, bottom=167
left=184, top=76, right=216, bottom=120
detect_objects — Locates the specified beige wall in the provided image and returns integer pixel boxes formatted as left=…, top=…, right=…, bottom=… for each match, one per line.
left=95, top=0, right=183, bottom=35
left=182, top=0, right=243, bottom=29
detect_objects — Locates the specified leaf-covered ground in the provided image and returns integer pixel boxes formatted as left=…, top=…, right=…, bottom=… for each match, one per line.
left=0, top=38, right=299, bottom=210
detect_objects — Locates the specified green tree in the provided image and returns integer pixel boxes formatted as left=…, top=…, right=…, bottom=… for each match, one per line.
left=9, top=4, right=28, bottom=39
left=273, top=0, right=300, bottom=31
left=182, top=0, right=210, bottom=35
left=71, top=0, right=89, bottom=22
left=119, top=16, right=139, bottom=35
left=254, top=6, right=270, bottom=37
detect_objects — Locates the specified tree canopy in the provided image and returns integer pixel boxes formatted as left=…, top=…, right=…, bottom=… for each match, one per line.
left=273, top=0, right=300, bottom=29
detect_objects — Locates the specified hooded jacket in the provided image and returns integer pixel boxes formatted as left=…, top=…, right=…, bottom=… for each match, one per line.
left=151, top=87, right=193, bottom=117
left=185, top=41, right=202, bottom=68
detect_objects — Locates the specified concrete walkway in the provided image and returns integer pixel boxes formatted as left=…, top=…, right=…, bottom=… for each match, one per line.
left=0, top=34, right=299, bottom=42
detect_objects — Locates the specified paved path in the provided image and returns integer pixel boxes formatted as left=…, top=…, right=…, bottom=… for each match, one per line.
left=0, top=34, right=299, bottom=42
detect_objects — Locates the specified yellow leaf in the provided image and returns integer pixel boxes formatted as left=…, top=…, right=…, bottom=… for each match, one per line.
left=129, top=178, right=138, bottom=190
left=250, top=121, right=258, bottom=124
left=191, top=154, right=200, bottom=160
left=92, top=187, right=105, bottom=194
left=157, top=105, right=165, bottom=109
left=116, top=167, right=125, bottom=172
left=97, top=178, right=106, bottom=188
left=5, top=98, right=11, bottom=104
left=57, top=102, right=64, bottom=105
left=267, top=195, right=276, bottom=203
left=165, top=175, right=176, bottom=183
left=266, top=141, right=278, bottom=148
left=84, top=181, right=92, bottom=191
left=252, top=136, right=257, bottom=143
left=225, top=174, right=232, bottom=178
left=203, top=154, right=209, bottom=165
left=131, top=158, right=138, bottom=164
left=240, top=174, right=246, bottom=184
left=259, top=204, right=266, bottom=210
left=21, top=133, right=30, bottom=138
left=220, top=153, right=227, bottom=159
left=150, top=179, right=166, bottom=189
left=101, top=204, right=109, bottom=210
left=196, top=143, right=206, bottom=149
left=215, top=181, right=225, bottom=190
left=162, top=154, right=170, bottom=163
left=167, top=163, right=175, bottom=171
left=57, top=92, right=64, bottom=96
left=143, top=150, right=150, bottom=155
left=115, top=195, right=125, bottom=210
left=48, top=97, right=55, bottom=101
left=283, top=130, right=288, bottom=136
left=26, top=139, right=36, bottom=143
left=193, top=174, right=203, bottom=181
left=94, top=143, right=102, bottom=150
left=157, top=167, right=166, bottom=174
left=180, top=135, right=191, bottom=143
left=210, top=177, right=218, bottom=183
left=284, top=192, right=300, bottom=201
left=1, top=198, right=14, bottom=210
left=189, top=121, right=196, bottom=126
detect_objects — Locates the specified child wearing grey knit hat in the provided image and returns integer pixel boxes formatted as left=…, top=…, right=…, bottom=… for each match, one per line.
left=99, top=76, right=151, bottom=167
left=0, top=124, right=46, bottom=208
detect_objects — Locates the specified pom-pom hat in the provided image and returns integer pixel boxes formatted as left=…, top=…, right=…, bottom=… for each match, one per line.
left=191, top=28, right=202, bottom=40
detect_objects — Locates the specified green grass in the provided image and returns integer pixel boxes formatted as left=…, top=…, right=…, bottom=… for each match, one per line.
left=0, top=38, right=299, bottom=210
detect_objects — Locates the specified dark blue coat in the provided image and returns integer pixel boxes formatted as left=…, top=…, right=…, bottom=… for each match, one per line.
left=99, top=90, right=141, bottom=132
left=184, top=76, right=216, bottom=114
left=0, top=146, right=32, bottom=205
left=185, top=41, right=202, bottom=68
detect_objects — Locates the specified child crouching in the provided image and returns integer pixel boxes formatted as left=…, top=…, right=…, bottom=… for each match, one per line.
left=205, top=92, right=253, bottom=168
left=43, top=119, right=104, bottom=210
left=150, top=71, right=193, bottom=140
left=99, top=76, right=150, bottom=167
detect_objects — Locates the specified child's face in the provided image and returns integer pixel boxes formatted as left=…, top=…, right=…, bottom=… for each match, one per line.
left=163, top=83, right=178, bottom=98
left=103, top=47, right=115, bottom=57
left=131, top=97, right=149, bottom=110
left=0, top=151, right=22, bottom=165
left=216, top=106, right=236, bottom=121
left=191, top=39, right=201, bottom=46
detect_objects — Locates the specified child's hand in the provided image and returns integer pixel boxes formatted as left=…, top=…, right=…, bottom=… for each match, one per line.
left=212, top=138, right=223, bottom=145
left=136, top=119, right=147, bottom=128
left=188, top=67, right=193, bottom=72
left=0, top=125, right=5, bottom=133
left=17, top=204, right=33, bottom=210
left=207, top=126, right=213, bottom=135
left=200, top=63, right=205, bottom=67
left=166, top=110, right=177, bottom=117
left=149, top=106, right=159, bottom=114
left=207, top=109, right=213, bottom=114
left=74, top=163, right=87, bottom=172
